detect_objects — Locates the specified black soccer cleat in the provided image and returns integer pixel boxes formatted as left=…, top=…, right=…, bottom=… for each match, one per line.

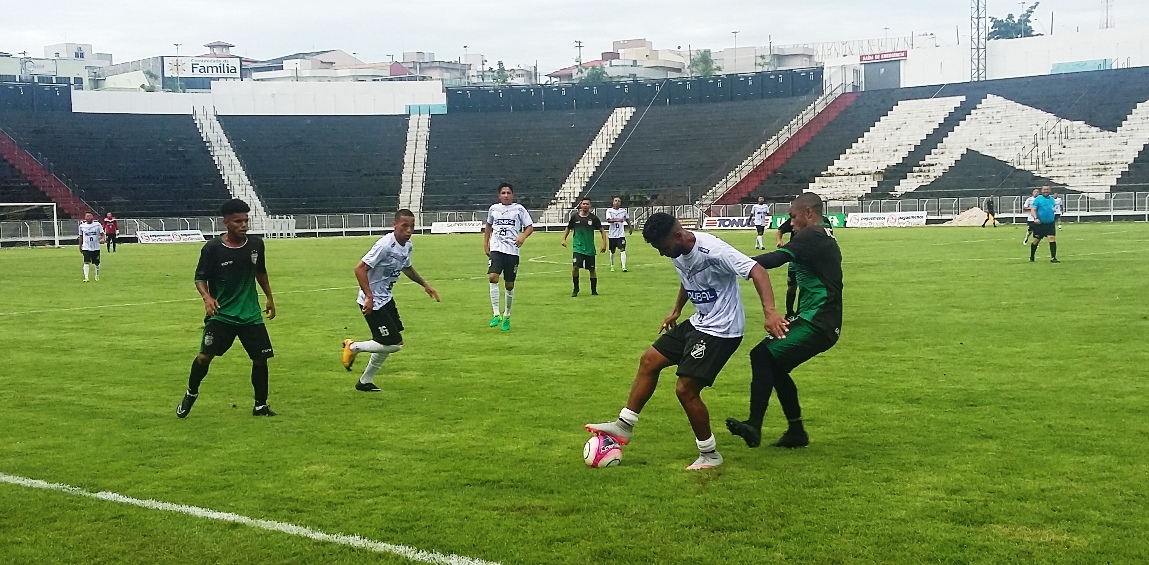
left=252, top=404, right=277, bottom=417
left=725, top=418, right=762, bottom=448
left=355, top=381, right=381, bottom=392
left=1050, top=258, right=1060, bottom=263
left=176, top=392, right=198, bottom=419
left=771, top=429, right=809, bottom=448
left=591, top=291, right=599, bottom=296
left=571, top=290, right=578, bottom=297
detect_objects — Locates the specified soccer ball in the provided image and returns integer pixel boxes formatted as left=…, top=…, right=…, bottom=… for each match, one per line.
left=583, top=434, right=623, bottom=468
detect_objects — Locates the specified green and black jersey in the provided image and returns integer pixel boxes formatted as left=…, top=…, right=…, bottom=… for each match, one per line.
left=194, top=235, right=267, bottom=326
left=773, top=226, right=842, bottom=338
left=567, top=212, right=603, bottom=256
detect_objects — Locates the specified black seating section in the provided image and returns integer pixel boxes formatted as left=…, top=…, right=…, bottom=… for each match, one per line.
left=750, top=66, right=1149, bottom=200
left=219, top=115, right=408, bottom=215
left=1114, top=145, right=1149, bottom=193
left=0, top=158, right=51, bottom=219
left=423, top=110, right=612, bottom=210
left=0, top=111, right=228, bottom=216
left=586, top=96, right=815, bottom=204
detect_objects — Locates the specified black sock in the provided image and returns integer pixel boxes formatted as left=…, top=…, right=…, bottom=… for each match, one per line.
left=187, top=359, right=209, bottom=395
left=251, top=363, right=269, bottom=406
left=773, top=373, right=803, bottom=424
left=786, top=285, right=797, bottom=318
left=1050, top=242, right=1057, bottom=259
left=572, top=276, right=579, bottom=292
left=747, top=342, right=776, bottom=429
left=590, top=277, right=597, bottom=294
left=1030, top=242, right=1038, bottom=260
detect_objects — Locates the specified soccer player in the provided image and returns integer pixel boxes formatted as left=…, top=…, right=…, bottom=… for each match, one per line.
left=586, top=212, right=786, bottom=470
left=1022, top=188, right=1039, bottom=244
left=776, top=215, right=835, bottom=319
left=1029, top=186, right=1060, bottom=263
left=605, top=196, right=631, bottom=272
left=484, top=182, right=534, bottom=331
left=102, top=212, right=119, bottom=252
left=727, top=192, right=843, bottom=449
left=561, top=198, right=607, bottom=297
left=981, top=197, right=998, bottom=228
left=1053, top=192, right=1064, bottom=230
left=341, top=209, right=440, bottom=392
left=78, top=212, right=104, bottom=282
left=176, top=199, right=277, bottom=419
left=751, top=196, right=771, bottom=249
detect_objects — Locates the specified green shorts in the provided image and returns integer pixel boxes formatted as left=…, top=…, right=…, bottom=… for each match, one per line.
left=754, top=318, right=837, bottom=373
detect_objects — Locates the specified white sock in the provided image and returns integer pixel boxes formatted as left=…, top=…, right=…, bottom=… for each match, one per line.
left=620, top=251, right=627, bottom=269
left=351, top=340, right=402, bottom=354
left=360, top=352, right=389, bottom=384
left=83, top=264, right=89, bottom=280
left=489, top=283, right=501, bottom=316
left=696, top=434, right=717, bottom=454
left=503, top=289, right=514, bottom=318
left=610, top=252, right=615, bottom=266
left=619, top=407, right=640, bottom=428
left=755, top=235, right=763, bottom=248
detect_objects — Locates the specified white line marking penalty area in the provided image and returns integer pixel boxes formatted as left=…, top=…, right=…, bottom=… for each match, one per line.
left=0, top=472, right=499, bottom=565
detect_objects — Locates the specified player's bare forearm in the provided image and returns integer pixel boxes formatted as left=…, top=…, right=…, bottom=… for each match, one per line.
left=256, top=272, right=276, bottom=319
left=749, top=264, right=777, bottom=314
left=673, top=285, right=688, bottom=315
left=521, top=225, right=535, bottom=240
left=560, top=228, right=570, bottom=246
left=404, top=267, right=441, bottom=301
left=483, top=224, right=492, bottom=254
left=354, top=262, right=373, bottom=300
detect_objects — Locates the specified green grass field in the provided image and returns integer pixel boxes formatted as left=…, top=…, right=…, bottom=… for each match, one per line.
left=2, top=224, right=1149, bottom=564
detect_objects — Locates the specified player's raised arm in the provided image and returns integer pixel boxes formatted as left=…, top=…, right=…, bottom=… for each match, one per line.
left=403, top=266, right=440, bottom=301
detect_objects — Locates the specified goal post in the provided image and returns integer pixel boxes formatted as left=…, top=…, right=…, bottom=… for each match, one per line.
left=0, top=202, right=61, bottom=248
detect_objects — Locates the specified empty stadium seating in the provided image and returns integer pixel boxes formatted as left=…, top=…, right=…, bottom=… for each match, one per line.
left=422, top=109, right=612, bottom=210
left=219, top=115, right=409, bottom=215
left=747, top=66, right=1149, bottom=201
left=0, top=111, right=229, bottom=216
left=586, top=96, right=815, bottom=204
left=0, top=158, right=51, bottom=219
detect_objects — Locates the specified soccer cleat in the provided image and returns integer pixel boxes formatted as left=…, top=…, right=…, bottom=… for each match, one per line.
left=725, top=418, right=762, bottom=448
left=591, top=291, right=599, bottom=296
left=585, top=421, right=632, bottom=445
left=176, top=392, right=198, bottom=419
left=341, top=339, right=356, bottom=372
left=489, top=315, right=501, bottom=328
left=501, top=317, right=511, bottom=331
left=622, top=268, right=627, bottom=272
left=1030, top=257, right=1035, bottom=262
left=771, top=429, right=809, bottom=448
left=1051, top=258, right=1060, bottom=263
left=83, top=279, right=89, bottom=283
left=252, top=404, right=277, bottom=417
left=572, top=290, right=578, bottom=297
left=1022, top=236, right=1029, bottom=245
left=94, top=275, right=99, bottom=281
left=610, top=266, right=615, bottom=272
left=687, top=451, right=723, bottom=470
left=355, top=381, right=381, bottom=392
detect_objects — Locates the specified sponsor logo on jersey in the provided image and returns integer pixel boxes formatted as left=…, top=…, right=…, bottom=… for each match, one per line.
left=686, top=288, right=718, bottom=304
left=689, top=342, right=707, bottom=359
left=221, top=261, right=233, bottom=266
left=493, top=218, right=518, bottom=226
left=251, top=251, right=259, bottom=265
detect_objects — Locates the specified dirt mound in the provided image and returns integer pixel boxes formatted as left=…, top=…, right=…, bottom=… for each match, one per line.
left=943, top=207, right=991, bottom=226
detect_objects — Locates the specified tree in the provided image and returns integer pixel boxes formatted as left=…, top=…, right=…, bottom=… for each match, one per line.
left=989, top=2, right=1042, bottom=40
left=689, top=49, right=722, bottom=77
left=755, top=53, right=774, bottom=71
left=493, top=61, right=510, bottom=85
left=580, top=65, right=609, bottom=84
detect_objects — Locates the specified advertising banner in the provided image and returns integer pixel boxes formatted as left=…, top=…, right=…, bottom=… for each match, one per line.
left=430, top=221, right=485, bottom=234
left=846, top=212, right=927, bottom=228
left=137, top=230, right=207, bottom=243
left=21, top=58, right=57, bottom=76
left=771, top=214, right=847, bottom=229
left=860, top=50, right=908, bottom=63
left=163, top=57, right=242, bottom=79
left=701, top=216, right=755, bottom=230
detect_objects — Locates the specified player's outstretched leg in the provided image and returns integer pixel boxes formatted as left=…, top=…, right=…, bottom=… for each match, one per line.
left=586, top=347, right=671, bottom=445
left=177, top=355, right=211, bottom=418
left=176, top=391, right=198, bottom=418
left=341, top=339, right=357, bottom=371
left=770, top=373, right=807, bottom=448
left=727, top=340, right=777, bottom=448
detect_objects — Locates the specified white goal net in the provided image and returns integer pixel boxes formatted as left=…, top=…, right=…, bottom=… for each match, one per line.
left=0, top=202, right=62, bottom=248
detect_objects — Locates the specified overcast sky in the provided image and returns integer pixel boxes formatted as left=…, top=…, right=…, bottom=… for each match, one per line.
left=3, top=1, right=1145, bottom=72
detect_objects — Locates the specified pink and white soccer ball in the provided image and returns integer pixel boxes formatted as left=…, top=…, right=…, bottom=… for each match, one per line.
left=583, top=434, right=623, bottom=468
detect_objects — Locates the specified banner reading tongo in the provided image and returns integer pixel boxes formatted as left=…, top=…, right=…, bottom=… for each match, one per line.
left=430, top=221, right=485, bottom=234
left=701, top=216, right=755, bottom=230
left=137, top=230, right=207, bottom=243
left=846, top=212, right=927, bottom=228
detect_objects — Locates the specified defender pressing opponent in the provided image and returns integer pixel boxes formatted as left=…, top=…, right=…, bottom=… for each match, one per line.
left=484, top=183, right=535, bottom=331
left=586, top=212, right=786, bottom=470
left=177, top=199, right=277, bottom=418
left=1029, top=186, right=1060, bottom=263
left=605, top=197, right=631, bottom=272
left=561, top=198, right=607, bottom=297
left=342, top=209, right=440, bottom=392
left=78, top=212, right=104, bottom=282
left=727, top=192, right=843, bottom=449
left=752, top=197, right=771, bottom=249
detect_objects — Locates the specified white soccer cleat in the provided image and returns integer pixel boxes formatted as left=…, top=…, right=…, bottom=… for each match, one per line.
left=585, top=420, right=632, bottom=445
left=687, top=451, right=723, bottom=470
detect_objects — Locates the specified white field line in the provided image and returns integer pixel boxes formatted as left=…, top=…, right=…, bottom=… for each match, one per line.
left=0, top=472, right=499, bottom=565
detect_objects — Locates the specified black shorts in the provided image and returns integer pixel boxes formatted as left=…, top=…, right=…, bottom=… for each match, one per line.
left=1026, top=221, right=1034, bottom=232
left=364, top=299, right=404, bottom=346
left=652, top=320, right=742, bottom=387
left=787, top=269, right=797, bottom=287
left=753, top=318, right=837, bottom=373
left=572, top=252, right=595, bottom=270
left=608, top=237, right=626, bottom=252
left=200, top=319, right=274, bottom=359
left=1032, top=222, right=1056, bottom=238
left=488, top=251, right=520, bottom=282
left=756, top=225, right=766, bottom=235
left=81, top=249, right=101, bottom=264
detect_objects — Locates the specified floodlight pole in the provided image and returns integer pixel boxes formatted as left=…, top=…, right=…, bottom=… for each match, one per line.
left=732, top=31, right=740, bottom=73
left=971, top=0, right=987, bottom=81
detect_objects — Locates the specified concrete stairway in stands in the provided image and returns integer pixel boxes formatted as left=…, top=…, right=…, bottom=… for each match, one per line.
left=541, top=106, right=635, bottom=224
left=192, top=107, right=269, bottom=228
left=398, top=114, right=431, bottom=223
